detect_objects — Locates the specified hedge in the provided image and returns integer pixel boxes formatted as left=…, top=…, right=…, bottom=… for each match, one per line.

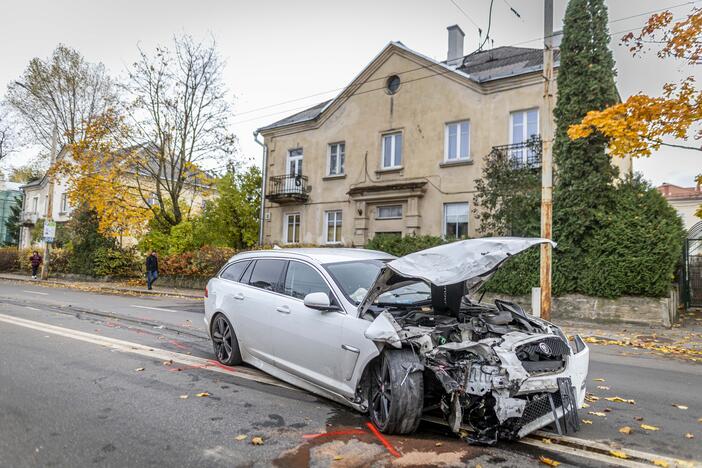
left=366, top=234, right=447, bottom=257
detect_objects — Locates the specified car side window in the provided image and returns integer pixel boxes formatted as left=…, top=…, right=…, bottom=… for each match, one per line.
left=246, top=259, right=286, bottom=292
left=284, top=261, right=331, bottom=300
left=220, top=260, right=251, bottom=282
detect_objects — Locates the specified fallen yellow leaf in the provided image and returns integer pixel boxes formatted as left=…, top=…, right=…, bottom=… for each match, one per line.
left=594, top=378, right=606, bottom=382
left=333, top=455, right=343, bottom=461
left=135, top=367, right=145, bottom=371
left=653, top=460, right=670, bottom=468
left=235, top=435, right=247, bottom=441
left=542, top=438, right=552, bottom=444
left=435, top=442, right=443, bottom=447
left=675, top=459, right=695, bottom=467
left=672, top=404, right=688, bottom=410
left=538, top=455, right=561, bottom=466
left=582, top=403, right=590, bottom=408
left=685, top=432, right=694, bottom=439
left=588, top=411, right=607, bottom=417
left=179, top=395, right=188, bottom=399
left=162, top=360, right=174, bottom=366
left=581, top=419, right=593, bottom=424
left=641, top=424, right=660, bottom=431
left=609, top=450, right=629, bottom=459
left=605, top=396, right=636, bottom=405
left=619, top=426, right=632, bottom=434
left=251, top=436, right=264, bottom=445
left=597, top=385, right=610, bottom=390
left=195, top=392, right=210, bottom=397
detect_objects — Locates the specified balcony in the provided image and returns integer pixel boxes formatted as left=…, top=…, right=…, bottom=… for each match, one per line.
left=20, top=212, right=39, bottom=226
left=266, top=174, right=309, bottom=204
left=491, top=137, right=542, bottom=169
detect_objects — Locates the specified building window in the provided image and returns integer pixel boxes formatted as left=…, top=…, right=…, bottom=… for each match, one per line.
left=60, top=193, right=68, bottom=213
left=510, top=108, right=539, bottom=164
left=445, top=121, right=470, bottom=161
left=287, top=148, right=303, bottom=176
left=386, top=75, right=401, bottom=94
left=328, top=143, right=345, bottom=176
left=376, top=205, right=402, bottom=219
left=284, top=213, right=301, bottom=243
left=31, top=197, right=38, bottom=212
left=443, top=203, right=469, bottom=238
left=381, top=132, right=402, bottom=169
left=325, top=210, right=342, bottom=243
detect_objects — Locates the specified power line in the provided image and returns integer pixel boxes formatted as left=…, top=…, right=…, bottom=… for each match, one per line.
left=448, top=0, right=482, bottom=30
left=231, top=2, right=699, bottom=126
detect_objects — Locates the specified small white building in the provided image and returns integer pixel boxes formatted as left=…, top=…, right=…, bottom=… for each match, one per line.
left=657, top=183, right=702, bottom=232
left=18, top=167, right=72, bottom=249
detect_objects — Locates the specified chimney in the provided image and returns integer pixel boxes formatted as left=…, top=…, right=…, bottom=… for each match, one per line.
left=447, top=25, right=465, bottom=67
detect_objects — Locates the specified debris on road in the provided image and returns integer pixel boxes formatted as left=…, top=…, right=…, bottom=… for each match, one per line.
left=672, top=404, right=688, bottom=410
left=251, top=436, right=264, bottom=446
left=134, top=367, right=145, bottom=371
left=619, top=426, right=633, bottom=434
left=179, top=395, right=188, bottom=399
left=195, top=392, right=210, bottom=397
left=641, top=424, right=660, bottom=431
left=538, top=455, right=561, bottom=466
left=605, top=396, right=636, bottom=404
left=235, top=435, right=247, bottom=441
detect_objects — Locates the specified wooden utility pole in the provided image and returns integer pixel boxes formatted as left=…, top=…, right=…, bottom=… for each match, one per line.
left=40, top=126, right=58, bottom=280
left=540, top=0, right=555, bottom=320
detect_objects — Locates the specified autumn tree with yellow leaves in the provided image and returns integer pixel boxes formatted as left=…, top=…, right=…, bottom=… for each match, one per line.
left=569, top=7, right=702, bottom=157
left=55, top=111, right=152, bottom=240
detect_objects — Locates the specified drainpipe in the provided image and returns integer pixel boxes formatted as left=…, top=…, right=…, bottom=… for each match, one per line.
left=253, top=131, right=268, bottom=246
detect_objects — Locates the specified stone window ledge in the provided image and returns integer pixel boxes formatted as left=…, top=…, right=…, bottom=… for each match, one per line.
left=439, top=159, right=473, bottom=168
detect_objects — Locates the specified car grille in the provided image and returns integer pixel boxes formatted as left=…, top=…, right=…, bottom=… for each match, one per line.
left=520, top=391, right=563, bottom=425
left=516, top=337, right=569, bottom=375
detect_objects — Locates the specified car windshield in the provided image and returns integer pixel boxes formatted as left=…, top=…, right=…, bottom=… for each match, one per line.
left=324, top=259, right=431, bottom=306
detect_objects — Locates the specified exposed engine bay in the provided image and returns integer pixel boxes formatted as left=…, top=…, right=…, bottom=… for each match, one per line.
left=360, top=239, right=589, bottom=445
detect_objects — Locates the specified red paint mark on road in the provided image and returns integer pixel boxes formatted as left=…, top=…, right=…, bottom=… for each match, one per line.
left=206, top=359, right=237, bottom=373
left=302, top=429, right=366, bottom=439
left=168, top=339, right=190, bottom=350
left=366, top=422, right=401, bottom=458
left=168, top=364, right=206, bottom=372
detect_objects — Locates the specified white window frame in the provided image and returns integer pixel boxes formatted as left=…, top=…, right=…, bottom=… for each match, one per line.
left=509, top=108, right=540, bottom=165
left=324, top=210, right=343, bottom=244
left=376, top=205, right=403, bottom=220
left=31, top=197, right=38, bottom=213
left=284, top=212, right=301, bottom=244
left=442, top=202, right=470, bottom=238
left=60, top=193, right=68, bottom=213
left=327, top=142, right=345, bottom=176
left=287, top=148, right=304, bottom=176
left=381, top=132, right=402, bottom=169
left=444, top=120, right=471, bottom=161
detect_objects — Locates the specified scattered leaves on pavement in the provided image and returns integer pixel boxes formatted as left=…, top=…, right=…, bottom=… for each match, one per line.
left=653, top=460, right=670, bottom=468
left=609, top=450, right=629, bottom=459
left=585, top=394, right=600, bottom=402
left=162, top=360, right=174, bottom=366
left=134, top=367, right=145, bottom=372
left=235, top=435, right=247, bottom=441
left=541, top=438, right=552, bottom=444
left=672, top=404, right=688, bottom=410
left=593, top=378, right=606, bottom=382
left=195, top=392, right=210, bottom=397
left=581, top=419, right=593, bottom=424
left=588, top=411, right=607, bottom=417
left=538, top=455, right=561, bottom=466
left=619, top=426, right=632, bottom=434
left=251, top=436, right=264, bottom=446
left=605, top=396, right=636, bottom=405
left=582, top=403, right=590, bottom=408
left=641, top=424, right=660, bottom=431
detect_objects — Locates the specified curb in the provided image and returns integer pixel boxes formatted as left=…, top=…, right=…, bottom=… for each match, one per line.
left=0, top=275, right=203, bottom=300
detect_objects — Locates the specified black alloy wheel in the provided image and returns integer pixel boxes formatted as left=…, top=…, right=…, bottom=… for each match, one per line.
left=211, top=314, right=242, bottom=366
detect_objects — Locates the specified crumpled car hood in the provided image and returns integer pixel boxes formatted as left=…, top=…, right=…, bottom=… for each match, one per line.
left=358, top=237, right=555, bottom=316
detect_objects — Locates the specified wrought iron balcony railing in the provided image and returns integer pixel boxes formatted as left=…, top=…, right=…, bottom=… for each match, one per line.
left=266, top=174, right=309, bottom=204
left=491, top=137, right=542, bottom=169
left=20, top=212, right=39, bottom=225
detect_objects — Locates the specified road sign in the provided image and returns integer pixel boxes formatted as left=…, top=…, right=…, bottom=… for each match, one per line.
left=43, top=220, right=56, bottom=242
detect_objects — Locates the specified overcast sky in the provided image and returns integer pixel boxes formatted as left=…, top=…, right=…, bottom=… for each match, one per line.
left=0, top=0, right=698, bottom=186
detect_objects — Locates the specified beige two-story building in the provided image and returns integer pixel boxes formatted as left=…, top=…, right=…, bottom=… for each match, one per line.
left=256, top=26, right=631, bottom=247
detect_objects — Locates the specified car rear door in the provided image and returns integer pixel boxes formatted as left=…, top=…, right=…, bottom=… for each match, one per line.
left=230, top=258, right=287, bottom=364
left=269, top=260, right=348, bottom=395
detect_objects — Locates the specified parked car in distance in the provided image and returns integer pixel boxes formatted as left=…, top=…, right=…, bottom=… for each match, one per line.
left=203, top=238, right=589, bottom=444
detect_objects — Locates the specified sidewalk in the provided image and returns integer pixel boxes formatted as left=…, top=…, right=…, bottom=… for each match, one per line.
left=556, top=310, right=702, bottom=363
left=0, top=273, right=203, bottom=299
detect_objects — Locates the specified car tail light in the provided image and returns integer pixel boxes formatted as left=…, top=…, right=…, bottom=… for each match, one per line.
left=204, top=286, right=208, bottom=298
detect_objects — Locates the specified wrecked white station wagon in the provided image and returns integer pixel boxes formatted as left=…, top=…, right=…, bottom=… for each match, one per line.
left=204, top=238, right=589, bottom=444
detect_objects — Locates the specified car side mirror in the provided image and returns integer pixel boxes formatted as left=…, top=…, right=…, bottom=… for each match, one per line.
left=303, top=292, right=335, bottom=311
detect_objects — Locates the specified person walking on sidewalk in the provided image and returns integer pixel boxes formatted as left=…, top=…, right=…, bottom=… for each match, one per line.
left=145, top=251, right=159, bottom=290
left=29, top=251, right=42, bottom=279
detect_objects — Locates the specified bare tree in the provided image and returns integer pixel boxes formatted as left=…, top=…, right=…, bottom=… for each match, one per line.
left=6, top=44, right=116, bottom=152
left=0, top=105, right=17, bottom=161
left=124, top=34, right=236, bottom=227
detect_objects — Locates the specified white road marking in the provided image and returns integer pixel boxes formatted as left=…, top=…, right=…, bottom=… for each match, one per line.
left=22, top=290, right=48, bottom=296
left=0, top=312, right=292, bottom=390
left=24, top=306, right=40, bottom=311
left=131, top=305, right=178, bottom=313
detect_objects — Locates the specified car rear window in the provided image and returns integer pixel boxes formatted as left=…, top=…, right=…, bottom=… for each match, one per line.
left=247, top=259, right=286, bottom=291
left=220, top=260, right=251, bottom=282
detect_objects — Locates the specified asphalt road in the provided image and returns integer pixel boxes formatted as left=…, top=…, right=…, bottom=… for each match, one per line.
left=0, top=280, right=700, bottom=467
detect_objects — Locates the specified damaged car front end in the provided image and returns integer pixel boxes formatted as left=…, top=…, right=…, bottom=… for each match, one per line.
left=359, top=238, right=589, bottom=445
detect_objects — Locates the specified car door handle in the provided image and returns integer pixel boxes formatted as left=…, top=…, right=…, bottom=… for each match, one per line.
left=276, top=305, right=290, bottom=314
left=233, top=292, right=245, bottom=300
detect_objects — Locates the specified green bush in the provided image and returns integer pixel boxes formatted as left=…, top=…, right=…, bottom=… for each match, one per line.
left=0, top=248, right=19, bottom=271
left=160, top=245, right=235, bottom=277
left=93, top=247, right=141, bottom=278
left=366, top=234, right=448, bottom=257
